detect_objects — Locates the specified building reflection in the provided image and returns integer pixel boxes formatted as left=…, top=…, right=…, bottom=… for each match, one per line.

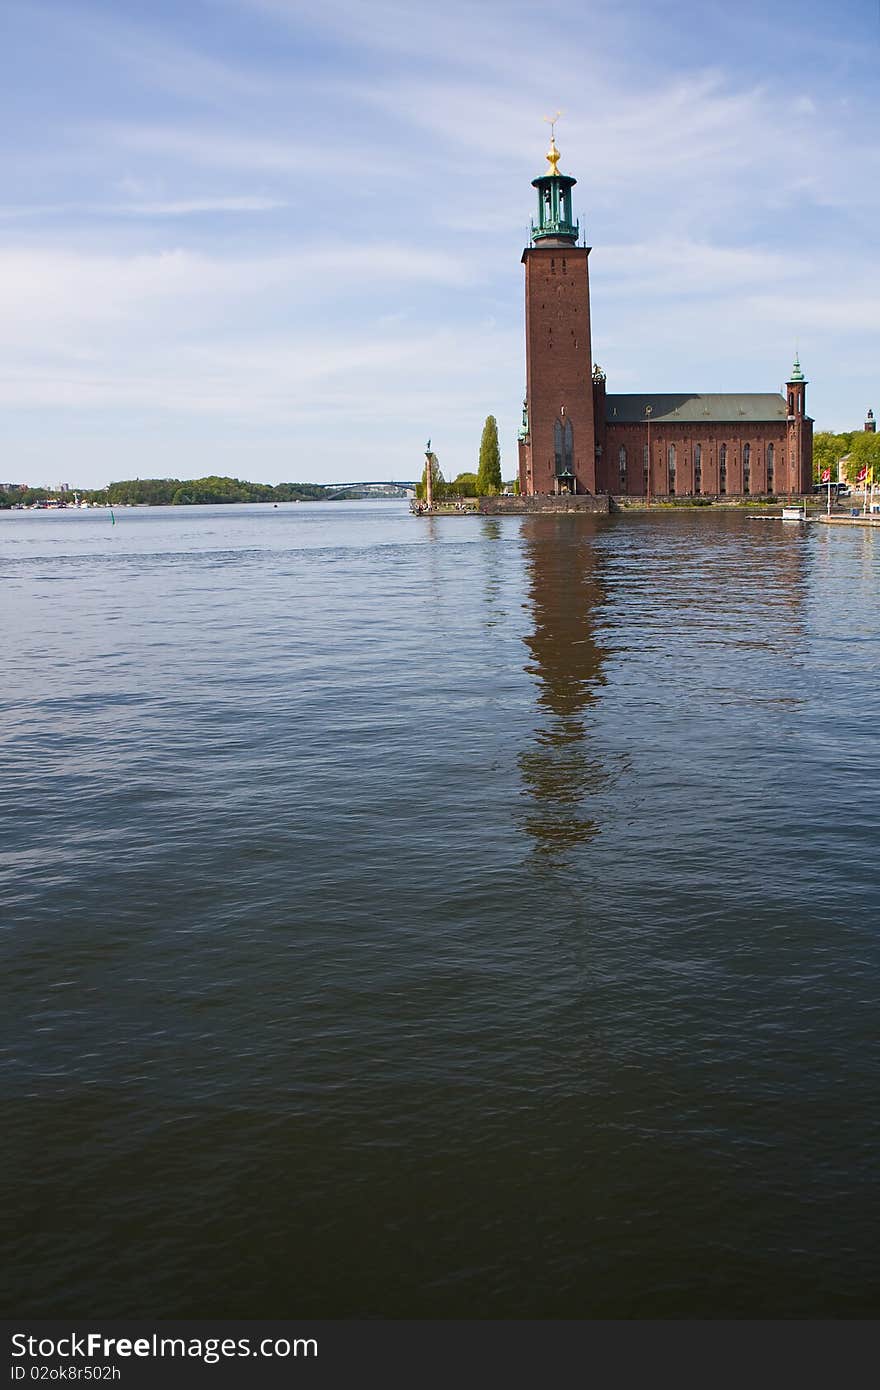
left=518, top=516, right=608, bottom=861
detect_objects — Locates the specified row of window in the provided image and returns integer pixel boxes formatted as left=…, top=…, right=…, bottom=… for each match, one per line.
left=618, top=443, right=777, bottom=494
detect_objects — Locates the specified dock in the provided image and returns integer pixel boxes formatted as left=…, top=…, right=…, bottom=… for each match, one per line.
left=816, top=514, right=880, bottom=529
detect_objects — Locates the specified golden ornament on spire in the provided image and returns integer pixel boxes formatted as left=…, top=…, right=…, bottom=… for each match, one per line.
left=544, top=110, right=563, bottom=175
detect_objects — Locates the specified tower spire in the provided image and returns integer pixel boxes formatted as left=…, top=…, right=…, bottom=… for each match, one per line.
left=544, top=110, right=563, bottom=174
left=531, top=115, right=579, bottom=245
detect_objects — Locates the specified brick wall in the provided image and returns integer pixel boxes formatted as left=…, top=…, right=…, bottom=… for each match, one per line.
left=601, top=421, right=808, bottom=496
left=521, top=245, right=596, bottom=495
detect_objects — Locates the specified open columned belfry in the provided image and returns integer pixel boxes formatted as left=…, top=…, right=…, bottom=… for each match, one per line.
left=517, top=135, right=813, bottom=499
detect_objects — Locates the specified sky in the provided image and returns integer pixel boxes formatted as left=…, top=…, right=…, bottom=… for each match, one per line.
left=1, top=0, right=878, bottom=488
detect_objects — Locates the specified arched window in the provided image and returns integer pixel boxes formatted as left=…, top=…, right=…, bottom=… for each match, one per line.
left=618, top=445, right=627, bottom=491
left=720, top=444, right=727, bottom=494
left=743, top=443, right=751, bottom=494
left=667, top=443, right=676, bottom=495
left=554, top=418, right=574, bottom=481
left=767, top=443, right=775, bottom=491
left=788, top=391, right=794, bottom=415
left=694, top=443, right=702, bottom=494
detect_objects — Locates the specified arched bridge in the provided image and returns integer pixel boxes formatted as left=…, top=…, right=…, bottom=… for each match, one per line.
left=318, top=480, right=418, bottom=498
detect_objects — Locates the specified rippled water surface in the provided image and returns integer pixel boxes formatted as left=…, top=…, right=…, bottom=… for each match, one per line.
left=2, top=501, right=879, bottom=1317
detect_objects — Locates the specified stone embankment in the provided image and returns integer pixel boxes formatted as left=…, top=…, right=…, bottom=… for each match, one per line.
left=478, top=495, right=610, bottom=515
left=817, top=513, right=880, bottom=528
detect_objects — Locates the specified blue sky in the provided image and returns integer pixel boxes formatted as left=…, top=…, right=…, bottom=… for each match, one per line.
left=1, top=0, right=877, bottom=487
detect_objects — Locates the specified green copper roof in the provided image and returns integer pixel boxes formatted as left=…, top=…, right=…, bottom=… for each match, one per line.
left=789, top=355, right=805, bottom=382
left=604, top=393, right=791, bottom=424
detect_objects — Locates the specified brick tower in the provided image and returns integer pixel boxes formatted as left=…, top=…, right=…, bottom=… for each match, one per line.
left=785, top=355, right=812, bottom=493
left=518, top=130, right=596, bottom=496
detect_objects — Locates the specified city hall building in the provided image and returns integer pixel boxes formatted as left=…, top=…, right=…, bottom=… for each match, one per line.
left=516, top=137, right=813, bottom=499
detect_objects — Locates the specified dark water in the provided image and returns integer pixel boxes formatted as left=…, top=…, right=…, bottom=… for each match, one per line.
left=2, top=501, right=879, bottom=1318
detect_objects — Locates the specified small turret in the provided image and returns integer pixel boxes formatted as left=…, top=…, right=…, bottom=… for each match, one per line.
left=786, top=354, right=807, bottom=418
left=865, top=408, right=876, bottom=434
left=530, top=118, right=579, bottom=246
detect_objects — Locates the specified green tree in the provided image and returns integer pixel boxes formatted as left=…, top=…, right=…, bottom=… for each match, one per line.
left=812, top=432, right=853, bottom=482
left=476, top=415, right=502, bottom=495
left=107, top=478, right=179, bottom=505
left=846, top=432, right=880, bottom=481
left=450, top=471, right=478, bottom=497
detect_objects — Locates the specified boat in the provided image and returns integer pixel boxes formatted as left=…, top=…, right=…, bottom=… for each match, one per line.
left=781, top=505, right=808, bottom=521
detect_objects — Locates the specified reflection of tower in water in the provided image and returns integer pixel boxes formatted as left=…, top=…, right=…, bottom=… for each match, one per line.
left=518, top=516, right=609, bottom=859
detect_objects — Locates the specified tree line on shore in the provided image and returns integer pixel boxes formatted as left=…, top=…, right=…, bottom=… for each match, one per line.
left=813, top=431, right=880, bottom=482
left=0, top=477, right=362, bottom=508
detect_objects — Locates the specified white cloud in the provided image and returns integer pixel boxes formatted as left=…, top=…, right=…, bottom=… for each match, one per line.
left=112, top=197, right=290, bottom=216
left=101, top=123, right=397, bottom=180
left=0, top=242, right=477, bottom=337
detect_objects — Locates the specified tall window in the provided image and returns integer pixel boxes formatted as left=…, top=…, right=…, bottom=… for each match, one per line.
left=643, top=444, right=649, bottom=494
left=619, top=445, right=627, bottom=492
left=743, top=443, right=751, bottom=494
left=554, top=418, right=574, bottom=476
left=720, top=444, right=727, bottom=494
left=667, top=444, right=676, bottom=495
left=788, top=391, right=795, bottom=415
left=767, top=443, right=775, bottom=491
left=694, top=443, right=702, bottom=494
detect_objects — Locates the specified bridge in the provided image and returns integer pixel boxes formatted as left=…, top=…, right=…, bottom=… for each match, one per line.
left=318, top=480, right=418, bottom=498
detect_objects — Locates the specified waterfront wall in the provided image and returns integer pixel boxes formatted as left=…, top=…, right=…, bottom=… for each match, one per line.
left=478, top=494, right=610, bottom=516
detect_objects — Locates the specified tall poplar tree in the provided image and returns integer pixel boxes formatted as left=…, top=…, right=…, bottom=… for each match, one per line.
left=476, top=416, right=502, bottom=495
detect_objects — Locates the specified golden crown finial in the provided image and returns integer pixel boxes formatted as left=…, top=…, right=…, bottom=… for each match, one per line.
left=544, top=110, right=563, bottom=173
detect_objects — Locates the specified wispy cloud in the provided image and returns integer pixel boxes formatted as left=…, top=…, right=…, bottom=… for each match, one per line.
left=101, top=124, right=396, bottom=178
left=112, top=196, right=290, bottom=216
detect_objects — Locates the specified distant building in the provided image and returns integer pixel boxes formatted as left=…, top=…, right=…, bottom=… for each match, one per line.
left=0, top=483, right=26, bottom=492
left=517, top=136, right=813, bottom=498
left=865, top=409, right=876, bottom=433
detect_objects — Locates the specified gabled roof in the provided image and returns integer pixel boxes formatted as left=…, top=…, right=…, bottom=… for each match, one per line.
left=605, top=393, right=789, bottom=424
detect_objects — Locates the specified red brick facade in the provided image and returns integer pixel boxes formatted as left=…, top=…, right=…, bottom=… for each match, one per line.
left=596, top=418, right=811, bottom=498
left=519, top=245, right=596, bottom=496
left=517, top=168, right=813, bottom=499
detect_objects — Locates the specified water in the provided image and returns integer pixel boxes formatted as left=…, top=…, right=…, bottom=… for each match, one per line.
left=2, top=501, right=879, bottom=1317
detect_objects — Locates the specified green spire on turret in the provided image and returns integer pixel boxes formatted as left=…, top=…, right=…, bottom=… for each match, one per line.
left=789, top=353, right=804, bottom=382
left=530, top=117, right=579, bottom=245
